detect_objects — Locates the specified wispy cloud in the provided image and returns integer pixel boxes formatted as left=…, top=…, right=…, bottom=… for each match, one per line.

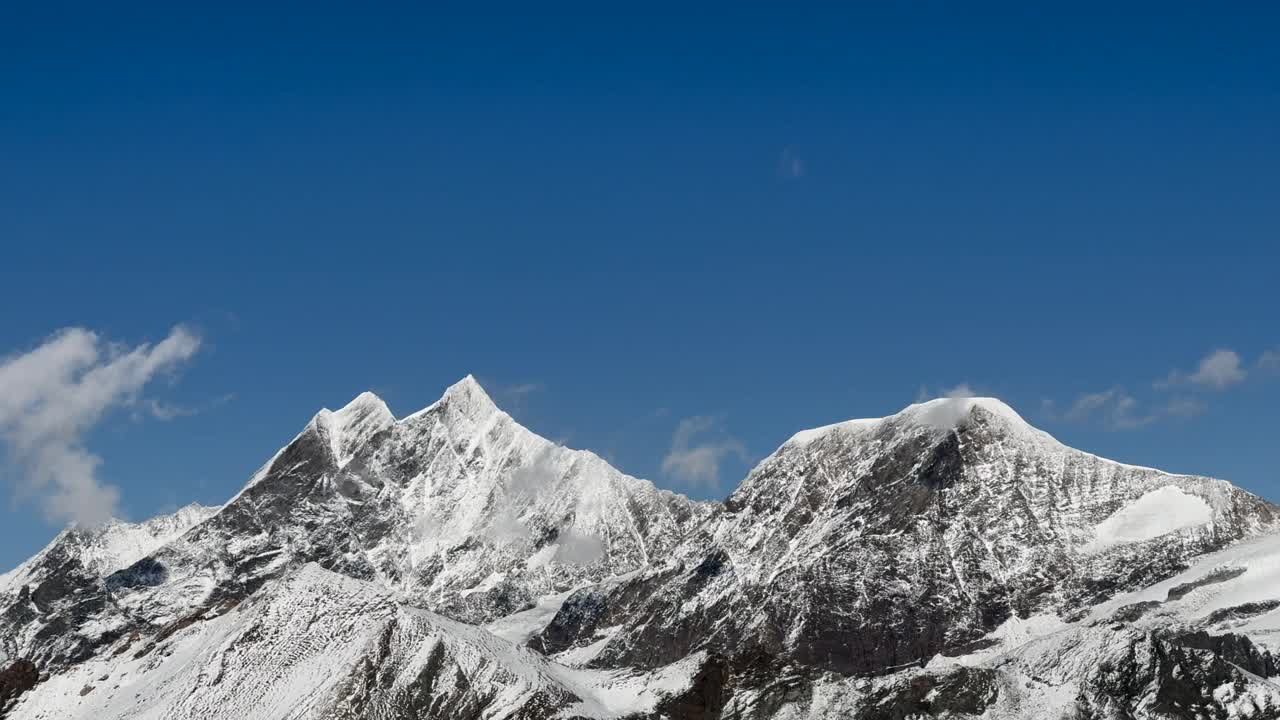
left=0, top=325, right=201, bottom=526
left=146, top=392, right=234, bottom=421
left=915, top=383, right=979, bottom=402
left=503, top=382, right=544, bottom=400
left=661, top=415, right=749, bottom=490
left=1045, top=386, right=1207, bottom=431
left=484, top=379, right=546, bottom=416
left=778, top=147, right=805, bottom=180
left=1158, top=349, right=1248, bottom=390
left=1045, top=346, right=1279, bottom=431
left=1064, top=388, right=1150, bottom=429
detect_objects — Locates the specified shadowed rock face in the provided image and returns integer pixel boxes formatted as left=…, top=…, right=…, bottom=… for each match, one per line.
left=1082, top=630, right=1280, bottom=719
left=0, top=659, right=39, bottom=717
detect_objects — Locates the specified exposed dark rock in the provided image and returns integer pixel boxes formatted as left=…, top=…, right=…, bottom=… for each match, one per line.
left=1110, top=600, right=1163, bottom=623
left=1201, top=600, right=1280, bottom=626
left=858, top=666, right=1001, bottom=720
left=105, top=556, right=169, bottom=590
left=1167, top=567, right=1249, bottom=601
left=0, top=659, right=38, bottom=718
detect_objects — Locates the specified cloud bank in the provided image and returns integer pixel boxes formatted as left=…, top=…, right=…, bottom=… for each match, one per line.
left=0, top=326, right=201, bottom=526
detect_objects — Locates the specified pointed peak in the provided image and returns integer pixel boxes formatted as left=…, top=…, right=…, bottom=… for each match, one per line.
left=335, top=390, right=395, bottom=423
left=438, top=374, right=499, bottom=420
left=308, top=391, right=397, bottom=467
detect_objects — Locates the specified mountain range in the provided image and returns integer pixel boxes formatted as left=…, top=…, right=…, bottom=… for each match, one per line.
left=3, top=376, right=1280, bottom=719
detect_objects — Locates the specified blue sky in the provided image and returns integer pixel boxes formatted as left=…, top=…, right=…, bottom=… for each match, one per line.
left=2, top=3, right=1278, bottom=568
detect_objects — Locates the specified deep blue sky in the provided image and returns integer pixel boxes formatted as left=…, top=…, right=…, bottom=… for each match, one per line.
left=2, top=3, right=1278, bottom=568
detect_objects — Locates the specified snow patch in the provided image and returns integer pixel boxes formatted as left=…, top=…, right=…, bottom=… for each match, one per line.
left=1084, top=486, right=1213, bottom=553
left=484, top=589, right=577, bottom=645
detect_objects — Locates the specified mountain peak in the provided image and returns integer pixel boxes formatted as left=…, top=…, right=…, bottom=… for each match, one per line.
left=900, top=395, right=1029, bottom=430
left=786, top=395, right=1055, bottom=448
left=435, top=374, right=499, bottom=421
left=312, top=391, right=396, bottom=466
left=340, top=390, right=392, bottom=416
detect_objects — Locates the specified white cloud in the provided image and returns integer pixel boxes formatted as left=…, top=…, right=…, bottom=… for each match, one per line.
left=483, top=379, right=545, bottom=416
left=146, top=392, right=234, bottom=421
left=1052, top=388, right=1149, bottom=429
left=914, top=383, right=977, bottom=403
left=660, top=415, right=749, bottom=490
left=0, top=325, right=201, bottom=526
left=1159, top=349, right=1247, bottom=390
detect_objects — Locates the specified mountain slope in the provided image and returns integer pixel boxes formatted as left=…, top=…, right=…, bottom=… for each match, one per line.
left=536, top=397, right=1277, bottom=681
left=108, top=376, right=708, bottom=626
left=0, top=376, right=708, bottom=708
left=5, top=387, right=1280, bottom=720
left=12, top=563, right=707, bottom=720
left=0, top=503, right=214, bottom=672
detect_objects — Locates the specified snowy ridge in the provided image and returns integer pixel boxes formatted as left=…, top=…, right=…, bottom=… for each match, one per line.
left=310, top=390, right=396, bottom=468
left=783, top=395, right=1058, bottom=450
left=4, top=382, right=1280, bottom=720
left=0, top=503, right=214, bottom=596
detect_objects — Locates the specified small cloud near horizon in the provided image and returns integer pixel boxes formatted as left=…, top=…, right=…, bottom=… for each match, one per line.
left=915, top=383, right=980, bottom=403
left=1157, top=349, right=1248, bottom=390
left=661, top=415, right=749, bottom=491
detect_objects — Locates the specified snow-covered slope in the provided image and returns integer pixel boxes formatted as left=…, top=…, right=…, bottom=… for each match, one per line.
left=0, top=503, right=213, bottom=597
left=11, top=563, right=706, bottom=720
left=4, top=388, right=1279, bottom=720
left=104, top=376, right=708, bottom=629
left=0, top=375, right=708, bottom=712
left=537, top=396, right=1277, bottom=680
left=0, top=503, right=215, bottom=672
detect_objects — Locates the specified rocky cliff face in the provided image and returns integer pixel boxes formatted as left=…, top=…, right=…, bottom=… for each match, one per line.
left=4, top=386, right=1280, bottom=720
left=534, top=397, right=1280, bottom=711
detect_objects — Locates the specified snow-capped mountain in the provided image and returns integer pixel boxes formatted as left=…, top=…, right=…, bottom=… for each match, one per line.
left=0, top=377, right=707, bottom=712
left=4, top=384, right=1280, bottom=719
left=533, top=397, right=1280, bottom=715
